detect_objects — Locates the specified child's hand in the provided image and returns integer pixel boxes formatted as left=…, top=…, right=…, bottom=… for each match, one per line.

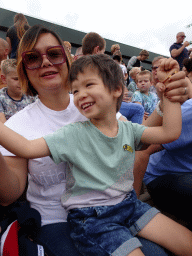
left=157, top=58, right=180, bottom=86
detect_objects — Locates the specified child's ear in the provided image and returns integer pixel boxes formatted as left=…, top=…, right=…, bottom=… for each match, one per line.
left=114, top=85, right=123, bottom=98
left=1, top=74, right=7, bottom=85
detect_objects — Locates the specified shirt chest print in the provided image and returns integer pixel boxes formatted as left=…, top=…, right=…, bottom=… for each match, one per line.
left=123, top=144, right=133, bottom=153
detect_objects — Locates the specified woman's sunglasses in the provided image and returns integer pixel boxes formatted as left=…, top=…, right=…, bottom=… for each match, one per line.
left=22, top=45, right=67, bottom=70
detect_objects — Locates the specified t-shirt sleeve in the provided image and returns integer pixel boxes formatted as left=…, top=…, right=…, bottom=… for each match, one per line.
left=44, top=124, right=76, bottom=164
left=131, top=122, right=148, bottom=150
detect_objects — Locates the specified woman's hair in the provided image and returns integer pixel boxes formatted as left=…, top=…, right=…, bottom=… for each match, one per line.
left=17, top=24, right=73, bottom=96
left=183, top=58, right=192, bottom=72
left=68, top=54, right=124, bottom=112
left=14, top=13, right=30, bottom=40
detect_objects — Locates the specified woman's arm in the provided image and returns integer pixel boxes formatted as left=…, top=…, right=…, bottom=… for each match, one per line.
left=0, top=122, right=50, bottom=159
left=0, top=155, right=28, bottom=205
left=133, top=144, right=163, bottom=197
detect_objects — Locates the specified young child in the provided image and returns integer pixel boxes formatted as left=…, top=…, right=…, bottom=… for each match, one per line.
left=131, top=70, right=158, bottom=120
left=128, top=67, right=141, bottom=93
left=0, top=59, right=36, bottom=122
left=0, top=55, right=191, bottom=256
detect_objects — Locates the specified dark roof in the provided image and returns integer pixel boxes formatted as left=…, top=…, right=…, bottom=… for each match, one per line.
left=0, top=7, right=166, bottom=70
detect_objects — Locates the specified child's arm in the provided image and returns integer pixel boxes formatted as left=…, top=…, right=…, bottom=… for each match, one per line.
left=0, top=122, right=50, bottom=159
left=141, top=58, right=182, bottom=145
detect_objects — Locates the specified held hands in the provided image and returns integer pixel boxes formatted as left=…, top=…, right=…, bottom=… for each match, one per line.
left=156, top=58, right=188, bottom=102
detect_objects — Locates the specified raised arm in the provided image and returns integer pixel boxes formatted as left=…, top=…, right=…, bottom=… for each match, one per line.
left=141, top=58, right=182, bottom=144
left=0, top=122, right=50, bottom=159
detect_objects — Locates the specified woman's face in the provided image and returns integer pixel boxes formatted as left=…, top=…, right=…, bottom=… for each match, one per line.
left=25, top=33, right=69, bottom=95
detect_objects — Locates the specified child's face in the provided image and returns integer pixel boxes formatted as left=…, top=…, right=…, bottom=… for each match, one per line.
left=71, top=68, right=121, bottom=120
left=5, top=69, right=21, bottom=94
left=137, top=74, right=151, bottom=94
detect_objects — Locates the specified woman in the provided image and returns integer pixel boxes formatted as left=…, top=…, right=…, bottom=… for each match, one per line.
left=0, top=25, right=188, bottom=256
left=6, top=13, right=30, bottom=58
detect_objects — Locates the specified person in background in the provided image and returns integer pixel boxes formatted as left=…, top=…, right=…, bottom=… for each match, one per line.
left=128, top=67, right=141, bottom=93
left=111, top=43, right=120, bottom=56
left=169, top=32, right=192, bottom=70
left=6, top=13, right=30, bottom=59
left=0, top=59, right=36, bottom=123
left=113, top=54, right=128, bottom=82
left=0, top=38, right=9, bottom=89
left=127, top=50, right=149, bottom=72
left=131, top=70, right=158, bottom=120
left=73, top=46, right=83, bottom=61
left=63, top=41, right=74, bottom=60
left=82, top=32, right=106, bottom=55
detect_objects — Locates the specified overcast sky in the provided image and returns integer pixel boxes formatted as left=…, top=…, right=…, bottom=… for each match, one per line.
left=1, top=0, right=192, bottom=57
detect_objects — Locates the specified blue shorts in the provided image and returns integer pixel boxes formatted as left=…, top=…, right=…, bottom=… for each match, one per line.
left=68, top=190, right=160, bottom=256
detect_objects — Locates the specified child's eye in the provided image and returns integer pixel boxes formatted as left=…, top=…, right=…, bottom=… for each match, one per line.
left=86, top=83, right=92, bottom=88
left=72, top=90, right=78, bottom=95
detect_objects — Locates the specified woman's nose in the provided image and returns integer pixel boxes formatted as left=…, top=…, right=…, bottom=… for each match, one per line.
left=41, top=54, right=53, bottom=67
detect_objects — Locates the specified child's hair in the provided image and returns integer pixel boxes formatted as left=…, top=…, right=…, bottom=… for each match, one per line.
left=129, top=67, right=140, bottom=79
left=68, top=54, right=124, bottom=112
left=1, top=59, right=17, bottom=76
left=136, top=70, right=152, bottom=83
left=82, top=32, right=106, bottom=55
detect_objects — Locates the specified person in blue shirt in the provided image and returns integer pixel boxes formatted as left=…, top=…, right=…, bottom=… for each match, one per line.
left=169, top=32, right=192, bottom=70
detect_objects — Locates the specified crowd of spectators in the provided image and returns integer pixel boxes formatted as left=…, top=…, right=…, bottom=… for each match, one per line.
left=0, top=12, right=191, bottom=256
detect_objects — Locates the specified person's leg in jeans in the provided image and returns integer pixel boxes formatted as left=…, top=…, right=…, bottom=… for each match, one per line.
left=35, top=222, right=169, bottom=256
left=120, top=102, right=144, bottom=124
left=147, top=173, right=192, bottom=230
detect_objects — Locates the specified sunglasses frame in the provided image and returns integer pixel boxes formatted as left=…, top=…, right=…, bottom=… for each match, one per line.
left=22, top=45, right=67, bottom=70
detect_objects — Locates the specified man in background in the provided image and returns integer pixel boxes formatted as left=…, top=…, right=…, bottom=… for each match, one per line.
left=169, top=32, right=192, bottom=70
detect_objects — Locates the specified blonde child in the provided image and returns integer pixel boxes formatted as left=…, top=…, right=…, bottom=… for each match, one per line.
left=0, top=54, right=191, bottom=256
left=132, top=70, right=158, bottom=120
left=0, top=59, right=35, bottom=122
left=128, top=67, right=141, bottom=93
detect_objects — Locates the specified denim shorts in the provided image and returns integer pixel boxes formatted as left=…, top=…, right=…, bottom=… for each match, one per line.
left=68, top=190, right=160, bottom=256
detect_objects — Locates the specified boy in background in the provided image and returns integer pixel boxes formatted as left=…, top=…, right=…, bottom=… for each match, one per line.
left=128, top=67, right=141, bottom=93
left=0, top=59, right=36, bottom=122
left=132, top=70, right=158, bottom=120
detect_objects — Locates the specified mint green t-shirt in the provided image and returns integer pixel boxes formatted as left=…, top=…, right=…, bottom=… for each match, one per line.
left=44, top=120, right=147, bottom=212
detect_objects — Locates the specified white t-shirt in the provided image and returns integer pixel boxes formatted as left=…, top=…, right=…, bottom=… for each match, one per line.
left=0, top=95, right=121, bottom=226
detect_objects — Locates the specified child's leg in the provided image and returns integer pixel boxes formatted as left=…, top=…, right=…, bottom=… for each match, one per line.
left=128, top=248, right=144, bottom=256
left=138, top=213, right=192, bottom=256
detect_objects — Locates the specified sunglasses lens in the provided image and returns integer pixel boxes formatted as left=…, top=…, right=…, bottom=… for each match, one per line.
left=24, top=51, right=42, bottom=69
left=47, top=47, right=66, bottom=65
